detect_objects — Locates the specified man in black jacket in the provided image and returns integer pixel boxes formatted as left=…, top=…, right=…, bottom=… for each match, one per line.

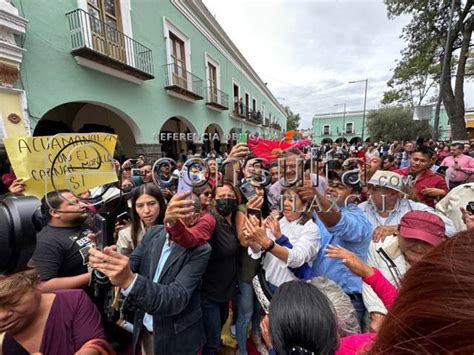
left=89, top=225, right=211, bottom=355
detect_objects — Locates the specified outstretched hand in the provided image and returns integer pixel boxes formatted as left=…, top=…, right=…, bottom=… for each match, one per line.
left=325, top=244, right=373, bottom=278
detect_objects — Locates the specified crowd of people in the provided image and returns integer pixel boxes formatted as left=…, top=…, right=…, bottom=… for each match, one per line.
left=1, top=137, right=474, bottom=355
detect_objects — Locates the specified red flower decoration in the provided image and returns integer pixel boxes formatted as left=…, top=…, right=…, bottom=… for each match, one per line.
left=248, top=138, right=295, bottom=163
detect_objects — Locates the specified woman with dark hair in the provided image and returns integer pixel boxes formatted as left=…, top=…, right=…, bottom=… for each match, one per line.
left=245, top=187, right=320, bottom=288
left=263, top=281, right=339, bottom=355
left=234, top=180, right=271, bottom=354
left=200, top=181, right=242, bottom=354
left=194, top=182, right=213, bottom=212
left=116, top=183, right=166, bottom=256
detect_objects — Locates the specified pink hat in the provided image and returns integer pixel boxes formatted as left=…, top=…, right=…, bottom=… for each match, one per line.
left=399, top=211, right=445, bottom=247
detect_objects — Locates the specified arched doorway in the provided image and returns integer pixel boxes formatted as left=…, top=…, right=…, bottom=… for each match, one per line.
left=228, top=127, right=240, bottom=148
left=321, top=138, right=333, bottom=145
left=34, top=102, right=141, bottom=159
left=204, top=124, right=224, bottom=156
left=335, top=137, right=348, bottom=144
left=159, top=116, right=197, bottom=160
left=365, top=137, right=371, bottom=143
left=349, top=137, right=362, bottom=145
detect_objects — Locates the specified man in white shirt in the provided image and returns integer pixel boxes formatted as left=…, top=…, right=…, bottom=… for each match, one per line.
left=358, top=170, right=455, bottom=331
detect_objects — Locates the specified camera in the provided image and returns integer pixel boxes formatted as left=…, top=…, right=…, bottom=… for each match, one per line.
left=0, top=196, right=43, bottom=275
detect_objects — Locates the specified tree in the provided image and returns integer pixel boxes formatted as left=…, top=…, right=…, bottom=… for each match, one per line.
left=384, top=0, right=473, bottom=139
left=367, top=106, right=433, bottom=142
left=282, top=105, right=301, bottom=131
left=382, top=53, right=440, bottom=107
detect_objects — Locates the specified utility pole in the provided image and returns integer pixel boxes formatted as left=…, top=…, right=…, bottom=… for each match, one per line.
left=349, top=79, right=368, bottom=142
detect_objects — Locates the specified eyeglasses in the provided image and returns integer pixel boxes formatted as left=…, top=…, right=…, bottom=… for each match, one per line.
left=201, top=191, right=212, bottom=197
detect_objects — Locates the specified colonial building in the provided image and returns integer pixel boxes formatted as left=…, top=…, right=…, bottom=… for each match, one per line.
left=3, top=0, right=287, bottom=159
left=0, top=0, right=29, bottom=144
left=312, top=108, right=452, bottom=144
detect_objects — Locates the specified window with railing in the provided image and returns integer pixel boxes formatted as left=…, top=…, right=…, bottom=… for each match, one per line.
left=164, top=63, right=203, bottom=98
left=323, top=125, right=330, bottom=135
left=66, top=8, right=154, bottom=78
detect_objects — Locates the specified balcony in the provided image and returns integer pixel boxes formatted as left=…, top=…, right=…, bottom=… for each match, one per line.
left=270, top=122, right=282, bottom=131
left=164, top=63, right=204, bottom=102
left=66, top=9, right=154, bottom=83
left=232, top=102, right=247, bottom=118
left=247, top=110, right=263, bottom=125
left=206, top=87, right=229, bottom=111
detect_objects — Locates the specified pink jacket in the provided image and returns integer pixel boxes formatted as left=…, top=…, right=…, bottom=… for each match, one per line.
left=336, top=268, right=398, bottom=354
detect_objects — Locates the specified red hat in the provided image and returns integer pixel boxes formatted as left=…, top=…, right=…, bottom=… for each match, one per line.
left=399, top=211, right=445, bottom=247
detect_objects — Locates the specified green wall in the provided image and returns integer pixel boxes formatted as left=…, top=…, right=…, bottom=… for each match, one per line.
left=14, top=0, right=286, bottom=144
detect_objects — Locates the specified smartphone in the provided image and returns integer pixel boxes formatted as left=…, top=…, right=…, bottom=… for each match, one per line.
left=131, top=168, right=145, bottom=177
left=240, top=181, right=257, bottom=200
left=247, top=208, right=262, bottom=226
left=237, top=132, right=248, bottom=144
left=89, top=214, right=107, bottom=250
left=117, top=211, right=129, bottom=223
left=177, top=166, right=193, bottom=195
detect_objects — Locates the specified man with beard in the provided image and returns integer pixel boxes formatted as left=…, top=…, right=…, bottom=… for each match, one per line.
left=31, top=189, right=93, bottom=291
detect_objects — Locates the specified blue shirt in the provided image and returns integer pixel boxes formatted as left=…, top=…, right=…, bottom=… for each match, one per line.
left=311, top=204, right=372, bottom=294
left=122, top=235, right=175, bottom=332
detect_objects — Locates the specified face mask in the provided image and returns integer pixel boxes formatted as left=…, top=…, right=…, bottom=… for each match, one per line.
left=215, top=198, right=237, bottom=217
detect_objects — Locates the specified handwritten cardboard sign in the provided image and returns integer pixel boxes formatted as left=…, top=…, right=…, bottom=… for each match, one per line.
left=4, top=133, right=118, bottom=198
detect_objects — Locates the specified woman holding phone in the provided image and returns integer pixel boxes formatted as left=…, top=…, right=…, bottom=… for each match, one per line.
left=235, top=180, right=270, bottom=355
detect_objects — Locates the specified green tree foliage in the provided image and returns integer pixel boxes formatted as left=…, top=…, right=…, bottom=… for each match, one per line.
left=283, top=105, right=301, bottom=131
left=367, top=106, right=433, bottom=141
left=384, top=0, right=473, bottom=139
left=382, top=54, right=440, bottom=107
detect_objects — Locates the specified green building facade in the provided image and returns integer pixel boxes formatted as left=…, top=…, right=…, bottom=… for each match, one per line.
left=312, top=108, right=451, bottom=144
left=10, top=0, right=287, bottom=159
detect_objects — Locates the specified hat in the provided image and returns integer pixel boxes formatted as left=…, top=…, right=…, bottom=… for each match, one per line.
left=368, top=170, right=406, bottom=194
left=399, top=211, right=445, bottom=247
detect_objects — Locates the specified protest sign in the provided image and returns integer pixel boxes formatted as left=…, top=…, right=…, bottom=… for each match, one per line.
left=4, top=133, right=118, bottom=198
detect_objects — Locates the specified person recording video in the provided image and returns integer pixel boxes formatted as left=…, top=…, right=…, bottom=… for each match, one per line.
left=31, top=190, right=93, bottom=292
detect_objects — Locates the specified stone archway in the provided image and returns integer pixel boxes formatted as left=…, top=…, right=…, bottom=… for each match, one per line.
left=349, top=137, right=362, bottom=145
left=321, top=138, right=333, bottom=145
left=34, top=101, right=142, bottom=159
left=228, top=127, right=241, bottom=148
left=159, top=116, right=198, bottom=160
left=204, top=123, right=224, bottom=156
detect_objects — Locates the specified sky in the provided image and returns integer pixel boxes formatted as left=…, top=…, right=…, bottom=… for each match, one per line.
left=202, top=0, right=474, bottom=129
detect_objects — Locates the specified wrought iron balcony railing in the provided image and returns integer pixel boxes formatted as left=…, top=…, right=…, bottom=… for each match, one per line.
left=164, top=63, right=204, bottom=100
left=66, top=9, right=154, bottom=80
left=206, top=86, right=229, bottom=110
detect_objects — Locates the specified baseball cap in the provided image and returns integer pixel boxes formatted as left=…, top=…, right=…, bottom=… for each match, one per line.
left=368, top=170, right=406, bottom=194
left=399, top=211, right=445, bottom=247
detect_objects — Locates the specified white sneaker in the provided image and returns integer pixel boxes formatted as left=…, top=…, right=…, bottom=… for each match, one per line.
left=252, top=334, right=268, bottom=355
left=230, top=324, right=236, bottom=338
